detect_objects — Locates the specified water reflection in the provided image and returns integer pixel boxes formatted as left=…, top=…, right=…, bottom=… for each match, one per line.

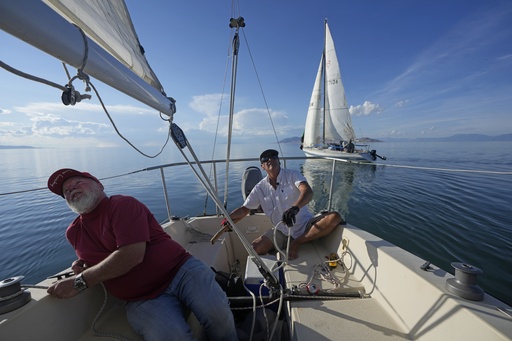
left=301, top=159, right=377, bottom=217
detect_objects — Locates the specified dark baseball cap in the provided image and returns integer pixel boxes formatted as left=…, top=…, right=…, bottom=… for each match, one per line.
left=259, top=149, right=279, bottom=163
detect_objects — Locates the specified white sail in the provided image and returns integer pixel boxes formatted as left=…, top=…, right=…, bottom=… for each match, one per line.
left=303, top=56, right=323, bottom=147
left=302, top=20, right=376, bottom=161
left=44, top=0, right=164, bottom=92
left=324, top=23, right=355, bottom=143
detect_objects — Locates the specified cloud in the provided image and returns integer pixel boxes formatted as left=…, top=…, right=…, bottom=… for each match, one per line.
left=1, top=112, right=111, bottom=138
left=378, top=6, right=512, bottom=102
left=188, top=94, right=294, bottom=137
left=190, top=94, right=226, bottom=117
left=0, top=108, right=12, bottom=115
left=395, top=99, right=409, bottom=108
left=31, top=115, right=111, bottom=137
left=349, top=101, right=383, bottom=116
left=14, top=102, right=155, bottom=116
left=496, top=54, right=512, bottom=62
left=389, top=129, right=405, bottom=136
left=420, top=126, right=436, bottom=135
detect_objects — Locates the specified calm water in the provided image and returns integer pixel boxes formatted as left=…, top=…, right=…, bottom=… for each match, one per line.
left=1, top=141, right=511, bottom=306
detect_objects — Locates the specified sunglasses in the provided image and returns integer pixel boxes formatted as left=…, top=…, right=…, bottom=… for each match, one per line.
left=260, top=155, right=279, bottom=163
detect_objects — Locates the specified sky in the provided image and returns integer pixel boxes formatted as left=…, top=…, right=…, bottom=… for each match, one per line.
left=1, top=0, right=512, bottom=151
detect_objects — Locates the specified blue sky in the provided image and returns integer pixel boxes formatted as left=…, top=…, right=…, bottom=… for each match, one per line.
left=1, top=0, right=511, bottom=149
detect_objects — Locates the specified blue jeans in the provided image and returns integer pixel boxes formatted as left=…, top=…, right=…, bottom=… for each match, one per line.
left=126, top=257, right=237, bottom=341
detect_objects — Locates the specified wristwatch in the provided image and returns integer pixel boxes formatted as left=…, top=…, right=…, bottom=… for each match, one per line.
left=73, top=273, right=88, bottom=291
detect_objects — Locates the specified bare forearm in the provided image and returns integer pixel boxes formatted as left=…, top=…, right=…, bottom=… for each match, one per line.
left=229, top=206, right=251, bottom=223
left=81, top=241, right=146, bottom=287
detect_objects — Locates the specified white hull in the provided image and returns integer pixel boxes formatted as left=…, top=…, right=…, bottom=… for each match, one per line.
left=1, top=157, right=510, bottom=341
left=303, top=146, right=374, bottom=162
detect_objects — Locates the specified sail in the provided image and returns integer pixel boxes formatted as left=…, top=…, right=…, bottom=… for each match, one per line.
left=324, top=23, right=355, bottom=143
left=303, top=56, right=324, bottom=147
left=44, top=0, right=164, bottom=92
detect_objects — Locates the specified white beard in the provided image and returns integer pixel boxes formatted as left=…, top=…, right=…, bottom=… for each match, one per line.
left=66, top=189, right=102, bottom=214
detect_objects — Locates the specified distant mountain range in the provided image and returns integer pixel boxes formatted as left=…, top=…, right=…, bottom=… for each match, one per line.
left=2, top=134, right=511, bottom=149
left=280, top=133, right=512, bottom=143
left=0, top=145, right=37, bottom=149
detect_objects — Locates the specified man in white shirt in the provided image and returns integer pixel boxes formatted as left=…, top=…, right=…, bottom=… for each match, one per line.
left=224, top=149, right=343, bottom=260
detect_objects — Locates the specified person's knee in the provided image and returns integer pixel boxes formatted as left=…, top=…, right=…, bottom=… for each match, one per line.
left=252, top=236, right=272, bottom=255
left=252, top=241, right=268, bottom=255
left=127, top=310, right=192, bottom=340
left=327, top=211, right=342, bottom=225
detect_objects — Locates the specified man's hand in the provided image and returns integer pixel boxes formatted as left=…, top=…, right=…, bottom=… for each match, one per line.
left=220, top=218, right=231, bottom=231
left=71, top=259, right=86, bottom=275
left=282, top=206, right=300, bottom=227
left=47, top=277, right=81, bottom=299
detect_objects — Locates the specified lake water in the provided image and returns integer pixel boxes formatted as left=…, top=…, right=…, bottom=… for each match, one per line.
left=1, top=140, right=511, bottom=306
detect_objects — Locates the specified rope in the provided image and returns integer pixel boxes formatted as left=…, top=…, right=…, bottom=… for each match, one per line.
left=22, top=284, right=49, bottom=290
left=239, top=29, right=283, bottom=158
left=91, top=283, right=130, bottom=341
left=88, top=80, right=172, bottom=158
left=0, top=60, right=66, bottom=91
left=73, top=24, right=89, bottom=78
left=2, top=21, right=173, bottom=162
left=327, top=157, right=512, bottom=175
left=377, top=162, right=512, bottom=175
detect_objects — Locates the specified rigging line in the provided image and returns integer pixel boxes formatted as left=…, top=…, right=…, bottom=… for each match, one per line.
left=239, top=30, right=283, bottom=157
left=73, top=24, right=89, bottom=77
left=202, top=25, right=236, bottom=215
left=88, top=81, right=171, bottom=159
left=0, top=170, right=148, bottom=197
left=172, top=137, right=279, bottom=285
left=231, top=0, right=241, bottom=18
left=0, top=60, right=66, bottom=91
left=61, top=24, right=89, bottom=86
left=328, top=158, right=512, bottom=175
left=378, top=163, right=512, bottom=175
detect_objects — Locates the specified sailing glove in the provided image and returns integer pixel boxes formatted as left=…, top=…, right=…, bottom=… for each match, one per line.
left=282, top=206, right=300, bottom=227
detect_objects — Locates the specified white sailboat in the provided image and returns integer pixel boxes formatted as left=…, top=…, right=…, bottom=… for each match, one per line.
left=1, top=2, right=511, bottom=340
left=302, top=20, right=385, bottom=162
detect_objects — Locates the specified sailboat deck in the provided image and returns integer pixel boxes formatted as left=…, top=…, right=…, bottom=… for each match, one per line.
left=281, top=233, right=409, bottom=340
left=2, top=216, right=511, bottom=340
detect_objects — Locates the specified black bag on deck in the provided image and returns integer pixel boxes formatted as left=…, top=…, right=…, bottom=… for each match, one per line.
left=211, top=267, right=246, bottom=297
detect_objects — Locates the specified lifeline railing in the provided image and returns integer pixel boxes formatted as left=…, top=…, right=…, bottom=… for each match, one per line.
left=139, top=155, right=334, bottom=223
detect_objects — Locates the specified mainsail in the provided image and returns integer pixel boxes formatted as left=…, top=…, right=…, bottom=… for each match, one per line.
left=303, top=21, right=355, bottom=147
left=303, top=56, right=323, bottom=147
left=44, top=0, right=164, bottom=92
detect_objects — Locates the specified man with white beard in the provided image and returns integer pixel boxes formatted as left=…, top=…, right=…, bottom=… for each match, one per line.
left=46, top=168, right=237, bottom=341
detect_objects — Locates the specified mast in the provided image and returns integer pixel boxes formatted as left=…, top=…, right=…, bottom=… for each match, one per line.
left=322, top=18, right=327, bottom=145
left=223, top=16, right=245, bottom=208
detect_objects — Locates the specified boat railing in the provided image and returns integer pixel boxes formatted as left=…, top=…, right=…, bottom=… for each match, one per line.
left=138, top=155, right=336, bottom=222
left=0, top=155, right=344, bottom=223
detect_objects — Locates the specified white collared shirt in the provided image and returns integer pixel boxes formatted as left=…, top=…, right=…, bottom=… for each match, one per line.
left=243, top=168, right=313, bottom=238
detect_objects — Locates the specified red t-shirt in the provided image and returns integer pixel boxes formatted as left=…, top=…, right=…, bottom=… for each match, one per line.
left=66, top=195, right=191, bottom=301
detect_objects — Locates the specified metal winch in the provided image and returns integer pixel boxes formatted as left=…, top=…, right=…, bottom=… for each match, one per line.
left=0, top=276, right=31, bottom=314
left=445, top=262, right=484, bottom=301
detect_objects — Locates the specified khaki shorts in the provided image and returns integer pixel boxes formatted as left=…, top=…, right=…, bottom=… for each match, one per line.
left=262, top=213, right=327, bottom=250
